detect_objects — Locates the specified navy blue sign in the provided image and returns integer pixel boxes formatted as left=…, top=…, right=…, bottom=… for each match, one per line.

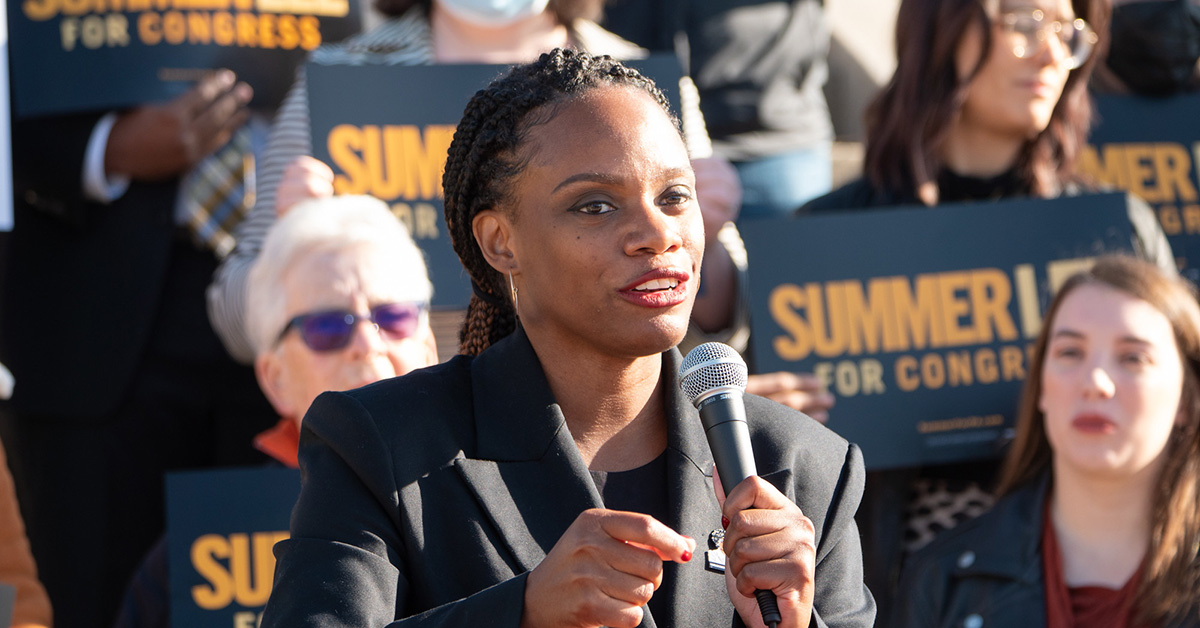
left=8, top=0, right=360, bottom=117
left=306, top=55, right=685, bottom=309
left=166, top=467, right=300, bottom=627
left=1084, top=92, right=1200, bottom=282
left=743, top=192, right=1139, bottom=470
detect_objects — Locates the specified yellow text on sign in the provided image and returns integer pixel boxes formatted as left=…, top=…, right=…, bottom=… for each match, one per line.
left=1079, top=142, right=1198, bottom=205
left=770, top=269, right=1020, bottom=362
left=53, top=10, right=321, bottom=51
left=25, top=0, right=344, bottom=18
left=191, top=531, right=289, bottom=609
left=328, top=124, right=457, bottom=202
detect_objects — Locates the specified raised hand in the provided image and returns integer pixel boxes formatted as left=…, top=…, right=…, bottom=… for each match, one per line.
left=691, top=156, right=742, bottom=245
left=276, top=155, right=335, bottom=217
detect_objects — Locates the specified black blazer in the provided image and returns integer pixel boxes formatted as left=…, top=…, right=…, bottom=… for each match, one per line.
left=262, top=327, right=876, bottom=627
left=892, top=475, right=1200, bottom=628
left=1, top=113, right=180, bottom=418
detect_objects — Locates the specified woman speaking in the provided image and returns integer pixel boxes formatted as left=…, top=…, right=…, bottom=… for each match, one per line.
left=260, top=50, right=874, bottom=627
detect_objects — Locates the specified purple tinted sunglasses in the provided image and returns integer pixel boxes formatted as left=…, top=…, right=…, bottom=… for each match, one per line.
left=278, top=302, right=427, bottom=352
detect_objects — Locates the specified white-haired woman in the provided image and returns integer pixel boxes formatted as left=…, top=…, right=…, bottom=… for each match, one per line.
left=113, top=195, right=439, bottom=627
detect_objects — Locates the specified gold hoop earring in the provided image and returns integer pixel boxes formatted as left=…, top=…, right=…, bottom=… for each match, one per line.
left=509, top=271, right=519, bottom=314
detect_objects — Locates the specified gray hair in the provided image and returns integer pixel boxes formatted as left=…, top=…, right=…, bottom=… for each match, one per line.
left=246, top=195, right=433, bottom=356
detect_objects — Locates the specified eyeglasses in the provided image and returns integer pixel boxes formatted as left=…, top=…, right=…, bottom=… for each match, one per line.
left=997, top=9, right=1099, bottom=70
left=278, top=302, right=427, bottom=352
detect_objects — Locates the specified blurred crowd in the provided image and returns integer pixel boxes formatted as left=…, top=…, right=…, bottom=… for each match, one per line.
left=1, top=0, right=1199, bottom=626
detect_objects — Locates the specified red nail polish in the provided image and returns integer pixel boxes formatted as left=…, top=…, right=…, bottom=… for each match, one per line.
left=681, top=550, right=692, bottom=562
left=721, top=516, right=729, bottom=529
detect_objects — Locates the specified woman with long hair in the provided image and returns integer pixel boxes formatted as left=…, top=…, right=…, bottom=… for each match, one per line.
left=893, top=255, right=1200, bottom=627
left=804, top=0, right=1109, bottom=209
left=260, top=49, right=875, bottom=628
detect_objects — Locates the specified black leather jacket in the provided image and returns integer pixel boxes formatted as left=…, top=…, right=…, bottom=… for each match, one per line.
left=890, top=475, right=1200, bottom=628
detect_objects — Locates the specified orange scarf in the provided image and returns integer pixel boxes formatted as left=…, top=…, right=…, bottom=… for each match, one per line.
left=252, top=417, right=300, bottom=469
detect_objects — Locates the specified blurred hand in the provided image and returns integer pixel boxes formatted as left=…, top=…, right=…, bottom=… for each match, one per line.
left=276, top=156, right=335, bottom=217
left=716, top=475, right=815, bottom=628
left=692, top=156, right=742, bottom=243
left=521, top=508, right=695, bottom=628
left=105, top=70, right=252, bottom=181
left=746, top=372, right=834, bottom=423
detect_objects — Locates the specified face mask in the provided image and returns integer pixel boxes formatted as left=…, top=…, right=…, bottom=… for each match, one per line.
left=436, top=0, right=551, bottom=28
left=1107, top=0, right=1200, bottom=96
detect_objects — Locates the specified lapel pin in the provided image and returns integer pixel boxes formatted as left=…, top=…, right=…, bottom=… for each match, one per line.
left=705, top=528, right=725, bottom=574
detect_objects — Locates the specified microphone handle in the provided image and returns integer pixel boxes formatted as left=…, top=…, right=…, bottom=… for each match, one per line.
left=698, top=394, right=784, bottom=628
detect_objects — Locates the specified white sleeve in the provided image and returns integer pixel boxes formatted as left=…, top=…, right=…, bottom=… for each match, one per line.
left=82, top=112, right=131, bottom=203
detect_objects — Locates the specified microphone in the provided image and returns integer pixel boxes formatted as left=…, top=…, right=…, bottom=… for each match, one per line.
left=679, top=342, right=782, bottom=628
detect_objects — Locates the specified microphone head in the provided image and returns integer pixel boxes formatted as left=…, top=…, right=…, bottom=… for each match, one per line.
left=679, top=342, right=748, bottom=407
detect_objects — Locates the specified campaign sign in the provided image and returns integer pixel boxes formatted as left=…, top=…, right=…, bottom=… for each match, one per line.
left=7, top=0, right=360, bottom=118
left=744, top=192, right=1138, bottom=470
left=167, top=467, right=300, bottom=628
left=307, top=55, right=684, bottom=309
left=1082, top=92, right=1200, bottom=281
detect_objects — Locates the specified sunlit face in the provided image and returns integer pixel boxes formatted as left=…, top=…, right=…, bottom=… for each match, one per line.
left=955, top=0, right=1076, bottom=141
left=486, top=85, right=704, bottom=359
left=256, top=245, right=438, bottom=422
left=1039, top=283, right=1184, bottom=480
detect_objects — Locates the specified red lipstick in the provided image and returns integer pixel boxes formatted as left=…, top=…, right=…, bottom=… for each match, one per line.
left=619, top=269, right=691, bottom=308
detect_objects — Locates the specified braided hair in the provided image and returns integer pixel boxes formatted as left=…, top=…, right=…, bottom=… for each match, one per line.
left=443, top=48, right=677, bottom=356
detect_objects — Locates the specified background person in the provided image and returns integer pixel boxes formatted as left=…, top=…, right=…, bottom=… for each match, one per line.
left=1091, top=0, right=1200, bottom=96
left=113, top=195, right=438, bottom=628
left=246, top=195, right=439, bottom=434
left=893, top=255, right=1200, bottom=627
left=261, top=49, right=874, bottom=627
left=798, top=0, right=1173, bottom=619
left=0, top=71, right=277, bottom=628
left=603, top=0, right=836, bottom=217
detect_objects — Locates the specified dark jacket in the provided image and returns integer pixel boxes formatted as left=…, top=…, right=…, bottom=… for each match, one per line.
left=891, top=475, right=1200, bottom=628
left=261, top=327, right=876, bottom=628
left=890, top=476, right=1051, bottom=628
left=603, top=0, right=832, bottom=160
left=1, top=113, right=180, bottom=419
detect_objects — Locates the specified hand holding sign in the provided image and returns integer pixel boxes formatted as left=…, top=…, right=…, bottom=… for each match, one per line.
left=692, top=156, right=742, bottom=244
left=746, top=372, right=834, bottom=424
left=276, top=156, right=335, bottom=217
left=106, top=70, right=252, bottom=181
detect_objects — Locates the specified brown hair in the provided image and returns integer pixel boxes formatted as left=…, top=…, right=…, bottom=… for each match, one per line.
left=996, top=255, right=1200, bottom=625
left=863, top=0, right=1108, bottom=205
left=373, top=0, right=605, bottom=23
left=442, top=48, right=677, bottom=355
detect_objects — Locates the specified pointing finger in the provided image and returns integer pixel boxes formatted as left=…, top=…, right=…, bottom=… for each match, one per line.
left=599, top=511, right=694, bottom=564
